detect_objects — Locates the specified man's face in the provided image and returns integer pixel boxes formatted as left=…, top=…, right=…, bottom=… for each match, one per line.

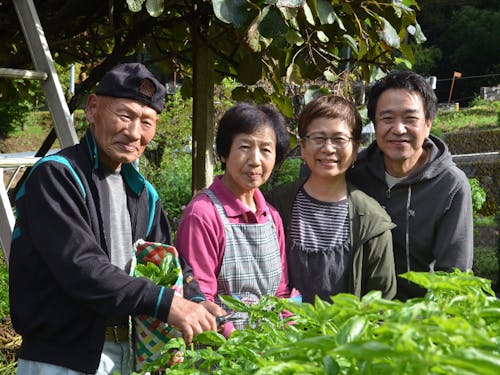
left=86, top=95, right=158, bottom=170
left=374, top=88, right=432, bottom=177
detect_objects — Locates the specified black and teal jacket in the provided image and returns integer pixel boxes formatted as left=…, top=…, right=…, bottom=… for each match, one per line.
left=9, top=129, right=203, bottom=373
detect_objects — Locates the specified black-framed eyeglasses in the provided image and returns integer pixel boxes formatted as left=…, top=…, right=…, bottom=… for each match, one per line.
left=303, top=134, right=354, bottom=149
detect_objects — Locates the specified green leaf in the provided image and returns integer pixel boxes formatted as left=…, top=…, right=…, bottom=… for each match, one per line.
left=194, top=331, right=227, bottom=347
left=303, top=3, right=315, bottom=25
left=145, top=0, right=164, bottom=17
left=323, top=70, right=336, bottom=82
left=279, top=5, right=300, bottom=20
left=270, top=94, right=295, bottom=118
left=408, top=23, right=427, bottom=44
left=400, top=43, right=415, bottom=63
left=316, top=0, right=335, bottom=25
left=441, top=348, right=500, bottom=374
left=335, top=341, right=399, bottom=359
left=212, top=0, right=250, bottom=27
left=322, top=354, right=340, bottom=375
left=286, top=63, right=303, bottom=84
left=379, top=17, right=400, bottom=48
left=126, top=0, right=145, bottom=13
left=342, top=34, right=358, bottom=55
left=316, top=30, right=329, bottom=43
left=304, top=85, right=330, bottom=104
left=285, top=29, right=304, bottom=46
left=395, top=57, right=413, bottom=69
left=236, top=54, right=263, bottom=84
left=335, top=316, right=368, bottom=345
left=246, top=18, right=262, bottom=52
left=219, top=294, right=249, bottom=311
left=277, top=0, right=306, bottom=7
left=258, top=6, right=288, bottom=38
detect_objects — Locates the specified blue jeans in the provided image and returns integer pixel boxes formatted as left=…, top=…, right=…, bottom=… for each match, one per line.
left=16, top=341, right=132, bottom=375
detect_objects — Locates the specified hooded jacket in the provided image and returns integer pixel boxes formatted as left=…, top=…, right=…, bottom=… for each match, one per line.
left=9, top=130, right=203, bottom=373
left=267, top=180, right=396, bottom=300
left=347, top=135, right=473, bottom=300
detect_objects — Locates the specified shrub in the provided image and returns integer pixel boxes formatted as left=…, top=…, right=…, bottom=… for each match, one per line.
left=141, top=270, right=500, bottom=374
left=469, top=177, right=487, bottom=214
left=0, top=79, right=42, bottom=138
left=140, top=153, right=193, bottom=235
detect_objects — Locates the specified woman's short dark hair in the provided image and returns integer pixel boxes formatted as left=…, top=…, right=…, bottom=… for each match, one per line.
left=216, top=102, right=289, bottom=170
left=298, top=95, right=363, bottom=141
left=367, top=70, right=438, bottom=123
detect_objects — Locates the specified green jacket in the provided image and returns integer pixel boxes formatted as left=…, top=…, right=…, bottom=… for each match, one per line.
left=266, top=180, right=397, bottom=300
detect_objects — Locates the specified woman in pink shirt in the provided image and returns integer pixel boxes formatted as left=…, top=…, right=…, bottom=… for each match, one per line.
left=176, top=103, right=290, bottom=329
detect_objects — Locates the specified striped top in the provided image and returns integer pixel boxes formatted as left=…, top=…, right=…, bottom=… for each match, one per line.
left=290, top=188, right=349, bottom=251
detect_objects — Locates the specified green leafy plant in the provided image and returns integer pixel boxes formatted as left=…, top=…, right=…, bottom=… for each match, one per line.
left=469, top=177, right=487, bottom=214
left=134, top=252, right=179, bottom=287
left=154, top=270, right=500, bottom=374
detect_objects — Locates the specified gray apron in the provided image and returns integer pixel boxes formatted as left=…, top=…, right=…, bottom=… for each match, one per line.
left=204, top=189, right=282, bottom=329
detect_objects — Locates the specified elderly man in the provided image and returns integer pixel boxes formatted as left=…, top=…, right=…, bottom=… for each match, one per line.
left=9, top=62, right=223, bottom=375
left=348, top=70, right=473, bottom=301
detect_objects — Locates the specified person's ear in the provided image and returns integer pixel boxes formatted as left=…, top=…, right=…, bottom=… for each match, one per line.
left=299, top=138, right=306, bottom=154
left=85, top=94, right=98, bottom=124
left=425, top=119, right=433, bottom=137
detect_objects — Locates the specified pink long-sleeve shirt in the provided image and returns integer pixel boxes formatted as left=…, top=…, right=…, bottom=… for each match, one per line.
left=175, top=175, right=290, bottom=302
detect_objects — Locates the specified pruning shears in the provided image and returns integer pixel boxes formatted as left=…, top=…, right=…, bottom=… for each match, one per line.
left=216, top=312, right=247, bottom=327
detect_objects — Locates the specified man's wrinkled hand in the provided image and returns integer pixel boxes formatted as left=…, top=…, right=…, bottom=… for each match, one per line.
left=199, top=300, right=226, bottom=317
left=167, top=294, right=217, bottom=344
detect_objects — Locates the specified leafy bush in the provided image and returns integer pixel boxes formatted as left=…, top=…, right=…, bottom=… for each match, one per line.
left=140, top=154, right=193, bottom=234
left=0, top=80, right=37, bottom=137
left=469, top=177, right=487, bottom=214
left=140, top=270, right=500, bottom=374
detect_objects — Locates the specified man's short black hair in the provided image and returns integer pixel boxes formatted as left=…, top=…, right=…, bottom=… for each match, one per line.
left=367, top=70, right=438, bottom=124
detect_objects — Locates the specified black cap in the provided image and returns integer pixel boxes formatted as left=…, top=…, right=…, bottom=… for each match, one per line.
left=96, top=63, right=166, bottom=113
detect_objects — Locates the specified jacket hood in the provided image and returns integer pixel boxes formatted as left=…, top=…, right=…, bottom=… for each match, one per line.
left=360, top=134, right=455, bottom=185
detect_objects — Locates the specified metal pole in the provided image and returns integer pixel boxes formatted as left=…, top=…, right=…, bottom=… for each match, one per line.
left=447, top=76, right=456, bottom=104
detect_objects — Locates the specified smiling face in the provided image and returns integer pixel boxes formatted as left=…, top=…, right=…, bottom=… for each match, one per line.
left=85, top=94, right=158, bottom=170
left=300, top=117, right=357, bottom=182
left=221, top=125, right=277, bottom=201
left=374, top=88, right=432, bottom=177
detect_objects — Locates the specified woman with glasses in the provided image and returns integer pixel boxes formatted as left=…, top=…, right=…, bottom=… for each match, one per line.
left=267, top=95, right=396, bottom=303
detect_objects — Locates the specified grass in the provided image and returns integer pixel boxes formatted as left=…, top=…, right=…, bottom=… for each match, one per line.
left=0, top=256, right=8, bottom=318
left=0, top=255, right=17, bottom=375
left=433, top=99, right=500, bottom=132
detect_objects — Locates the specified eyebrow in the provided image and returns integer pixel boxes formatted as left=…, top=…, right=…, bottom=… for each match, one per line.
left=378, top=108, right=420, bottom=116
left=308, top=131, right=350, bottom=137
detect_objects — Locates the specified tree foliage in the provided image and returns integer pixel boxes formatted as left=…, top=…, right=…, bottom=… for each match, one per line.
left=415, top=0, right=500, bottom=104
left=1, top=0, right=424, bottom=123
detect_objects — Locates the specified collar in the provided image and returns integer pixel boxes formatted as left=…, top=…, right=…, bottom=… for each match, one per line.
left=84, top=129, right=145, bottom=196
left=210, top=175, right=269, bottom=219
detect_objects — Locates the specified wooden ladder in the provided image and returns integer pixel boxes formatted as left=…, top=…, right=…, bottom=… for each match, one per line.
left=0, top=0, right=78, bottom=265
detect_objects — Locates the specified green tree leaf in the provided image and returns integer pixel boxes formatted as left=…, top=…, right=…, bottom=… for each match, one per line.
left=126, top=0, right=145, bottom=13
left=212, top=0, right=250, bottom=27
left=379, top=17, right=400, bottom=48
left=258, top=6, right=288, bottom=38
left=145, top=0, right=164, bottom=17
